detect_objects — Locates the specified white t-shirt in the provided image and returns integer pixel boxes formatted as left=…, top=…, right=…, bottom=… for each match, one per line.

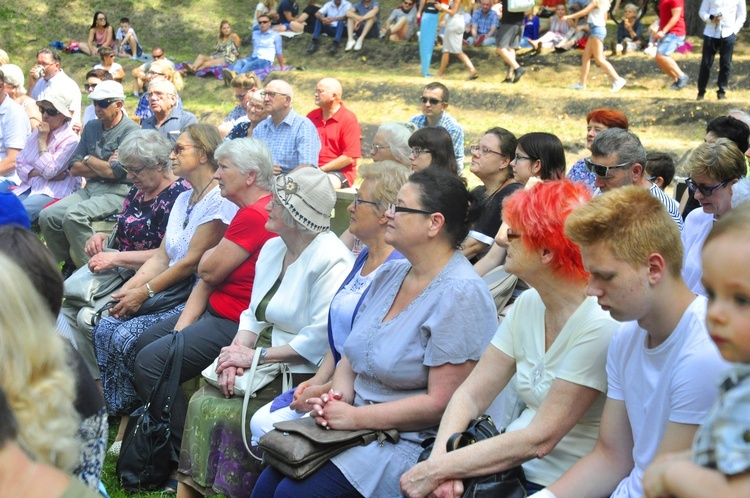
left=681, top=208, right=713, bottom=297
left=319, top=0, right=354, bottom=26
left=93, top=62, right=124, bottom=79
left=253, top=2, right=270, bottom=27
left=492, top=291, right=620, bottom=486
left=0, top=95, right=31, bottom=184
left=607, top=296, right=728, bottom=498
left=587, top=0, right=610, bottom=26
left=115, top=26, right=139, bottom=44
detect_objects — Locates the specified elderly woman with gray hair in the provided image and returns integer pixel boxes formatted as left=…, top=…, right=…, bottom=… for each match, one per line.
left=131, top=138, right=278, bottom=492
left=370, top=121, right=416, bottom=168
left=141, top=79, right=197, bottom=143
left=226, top=90, right=269, bottom=140
left=176, top=167, right=354, bottom=498
left=62, top=129, right=190, bottom=384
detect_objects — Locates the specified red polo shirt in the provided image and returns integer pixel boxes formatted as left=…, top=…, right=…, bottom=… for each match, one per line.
left=307, top=103, right=362, bottom=186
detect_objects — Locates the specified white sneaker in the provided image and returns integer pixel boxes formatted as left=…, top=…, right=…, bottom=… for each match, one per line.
left=569, top=83, right=586, bottom=90
left=345, top=39, right=356, bottom=51
left=611, top=78, right=626, bottom=92
left=354, top=38, right=364, bottom=51
left=107, top=440, right=122, bottom=457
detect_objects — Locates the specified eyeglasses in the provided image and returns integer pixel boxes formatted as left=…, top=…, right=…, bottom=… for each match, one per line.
left=147, top=70, right=165, bottom=76
left=236, top=90, right=249, bottom=100
left=260, top=90, right=288, bottom=99
left=513, top=153, right=533, bottom=162
left=248, top=103, right=266, bottom=112
left=84, top=83, right=98, bottom=91
left=37, top=105, right=61, bottom=117
left=686, top=177, right=731, bottom=197
left=148, top=91, right=169, bottom=99
left=93, top=99, right=118, bottom=109
left=259, top=19, right=271, bottom=24
left=410, top=148, right=431, bottom=157
left=584, top=157, right=630, bottom=178
left=386, top=203, right=434, bottom=215
left=172, top=144, right=200, bottom=155
left=354, top=190, right=379, bottom=210
left=370, top=143, right=388, bottom=153
left=420, top=96, right=444, bottom=105
left=97, top=16, right=107, bottom=21
left=471, top=145, right=503, bottom=157
left=506, top=228, right=522, bottom=241
left=123, top=166, right=147, bottom=176
left=152, top=53, right=165, bottom=59
left=39, top=61, right=56, bottom=69
left=646, top=175, right=657, bottom=182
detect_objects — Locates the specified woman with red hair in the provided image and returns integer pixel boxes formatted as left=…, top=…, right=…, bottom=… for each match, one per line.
left=567, top=108, right=629, bottom=191
left=401, top=180, right=619, bottom=497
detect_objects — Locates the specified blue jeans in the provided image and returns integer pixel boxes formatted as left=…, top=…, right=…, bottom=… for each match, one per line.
left=15, top=190, right=55, bottom=222
left=231, top=56, right=273, bottom=74
left=657, top=33, right=685, bottom=56
left=252, top=462, right=363, bottom=498
left=312, top=19, right=346, bottom=42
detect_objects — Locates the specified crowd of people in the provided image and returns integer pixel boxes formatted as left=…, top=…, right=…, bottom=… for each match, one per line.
left=0, top=1, right=749, bottom=496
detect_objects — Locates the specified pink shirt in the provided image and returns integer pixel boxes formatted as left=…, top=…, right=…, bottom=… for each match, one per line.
left=14, top=124, right=81, bottom=199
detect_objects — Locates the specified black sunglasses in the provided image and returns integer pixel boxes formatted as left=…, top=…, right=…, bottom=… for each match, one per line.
left=84, top=83, right=98, bottom=91
left=93, top=99, right=118, bottom=109
left=420, top=96, right=444, bottom=105
left=37, top=104, right=61, bottom=117
left=686, top=177, right=731, bottom=197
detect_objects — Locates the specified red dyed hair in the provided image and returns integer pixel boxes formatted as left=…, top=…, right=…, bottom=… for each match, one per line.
left=586, top=109, right=628, bottom=129
left=502, top=180, right=591, bottom=282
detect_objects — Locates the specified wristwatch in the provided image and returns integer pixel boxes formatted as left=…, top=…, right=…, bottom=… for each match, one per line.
left=145, top=282, right=155, bottom=298
left=258, top=348, right=268, bottom=364
left=82, top=154, right=91, bottom=164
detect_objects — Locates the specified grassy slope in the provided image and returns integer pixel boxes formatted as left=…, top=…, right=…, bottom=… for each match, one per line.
left=3, top=1, right=748, bottom=496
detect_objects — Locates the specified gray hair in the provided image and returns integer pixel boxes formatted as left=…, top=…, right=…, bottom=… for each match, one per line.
left=623, top=3, right=639, bottom=10
left=148, top=79, right=177, bottom=95
left=118, top=129, right=173, bottom=171
left=729, top=109, right=750, bottom=128
left=377, top=122, right=417, bottom=166
left=214, top=138, right=275, bottom=191
left=591, top=128, right=646, bottom=167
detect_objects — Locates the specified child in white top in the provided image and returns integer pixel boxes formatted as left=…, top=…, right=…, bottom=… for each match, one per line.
left=116, top=17, right=142, bottom=58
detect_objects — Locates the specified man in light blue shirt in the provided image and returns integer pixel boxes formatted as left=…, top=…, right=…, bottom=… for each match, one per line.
left=252, top=79, right=320, bottom=174
left=226, top=14, right=285, bottom=80
left=409, top=82, right=465, bottom=168
left=308, top=0, right=353, bottom=54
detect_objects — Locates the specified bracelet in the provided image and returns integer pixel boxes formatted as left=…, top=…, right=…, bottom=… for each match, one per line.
left=39, top=148, right=49, bottom=154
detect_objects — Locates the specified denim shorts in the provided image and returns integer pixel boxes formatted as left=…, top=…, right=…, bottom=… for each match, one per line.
left=657, top=33, right=685, bottom=56
left=588, top=24, right=606, bottom=41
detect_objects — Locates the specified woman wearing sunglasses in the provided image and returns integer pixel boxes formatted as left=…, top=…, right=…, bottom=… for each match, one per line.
left=681, top=138, right=746, bottom=297
left=79, top=11, right=115, bottom=56
left=92, top=124, right=234, bottom=456
left=12, top=91, right=79, bottom=221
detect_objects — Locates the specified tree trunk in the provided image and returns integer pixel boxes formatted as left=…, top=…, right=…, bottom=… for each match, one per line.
left=683, top=0, right=704, bottom=36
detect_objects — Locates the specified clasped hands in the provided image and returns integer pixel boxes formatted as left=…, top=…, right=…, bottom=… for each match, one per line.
left=306, top=389, right=356, bottom=430
left=215, top=340, right=255, bottom=398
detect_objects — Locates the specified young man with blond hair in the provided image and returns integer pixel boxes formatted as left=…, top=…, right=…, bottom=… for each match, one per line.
left=530, top=186, right=727, bottom=498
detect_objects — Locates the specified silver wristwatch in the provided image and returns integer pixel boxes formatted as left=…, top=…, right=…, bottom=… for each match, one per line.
left=258, top=348, right=268, bottom=364
left=83, top=154, right=91, bottom=164
left=145, top=282, right=155, bottom=298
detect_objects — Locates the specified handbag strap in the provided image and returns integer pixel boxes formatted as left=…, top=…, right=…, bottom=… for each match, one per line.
left=144, top=331, right=184, bottom=421
left=241, top=350, right=292, bottom=459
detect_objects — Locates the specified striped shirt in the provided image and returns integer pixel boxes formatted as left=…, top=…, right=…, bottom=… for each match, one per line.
left=14, top=124, right=81, bottom=200
left=649, top=182, right=684, bottom=231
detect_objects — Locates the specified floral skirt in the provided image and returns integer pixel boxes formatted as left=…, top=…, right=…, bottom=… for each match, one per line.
left=93, top=305, right=184, bottom=415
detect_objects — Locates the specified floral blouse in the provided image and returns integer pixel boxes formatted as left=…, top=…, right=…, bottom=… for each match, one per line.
left=114, top=179, right=191, bottom=251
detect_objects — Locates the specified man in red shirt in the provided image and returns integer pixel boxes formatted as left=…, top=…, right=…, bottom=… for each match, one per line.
left=307, top=78, right=362, bottom=189
left=653, top=0, right=689, bottom=90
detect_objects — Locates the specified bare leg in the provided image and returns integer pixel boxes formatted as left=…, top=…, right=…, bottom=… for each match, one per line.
left=360, top=18, right=376, bottom=39
left=346, top=17, right=356, bottom=43
left=132, top=67, right=146, bottom=94
left=590, top=37, right=621, bottom=81
left=456, top=52, right=477, bottom=77
left=497, top=47, right=520, bottom=71
left=437, top=52, right=450, bottom=77
left=177, top=482, right=203, bottom=498
left=116, top=416, right=130, bottom=441
left=78, top=42, right=92, bottom=55
left=579, top=41, right=594, bottom=84
left=290, top=20, right=306, bottom=32
left=655, top=53, right=683, bottom=80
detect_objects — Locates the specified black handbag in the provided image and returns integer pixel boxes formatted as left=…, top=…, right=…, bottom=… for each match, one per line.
left=116, top=331, right=184, bottom=491
left=419, top=415, right=527, bottom=498
left=134, top=275, right=196, bottom=316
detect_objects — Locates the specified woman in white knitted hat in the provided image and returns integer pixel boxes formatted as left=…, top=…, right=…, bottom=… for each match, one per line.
left=176, top=166, right=354, bottom=498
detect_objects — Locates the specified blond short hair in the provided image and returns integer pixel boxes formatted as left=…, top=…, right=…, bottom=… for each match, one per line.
left=687, top=138, right=746, bottom=182
left=357, top=161, right=410, bottom=213
left=565, top=185, right=683, bottom=276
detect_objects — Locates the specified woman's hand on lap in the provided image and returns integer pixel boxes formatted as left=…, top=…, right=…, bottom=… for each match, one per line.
left=85, top=232, right=109, bottom=257
left=88, top=251, right=118, bottom=272
left=215, top=339, right=254, bottom=373
left=109, top=286, right=148, bottom=318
